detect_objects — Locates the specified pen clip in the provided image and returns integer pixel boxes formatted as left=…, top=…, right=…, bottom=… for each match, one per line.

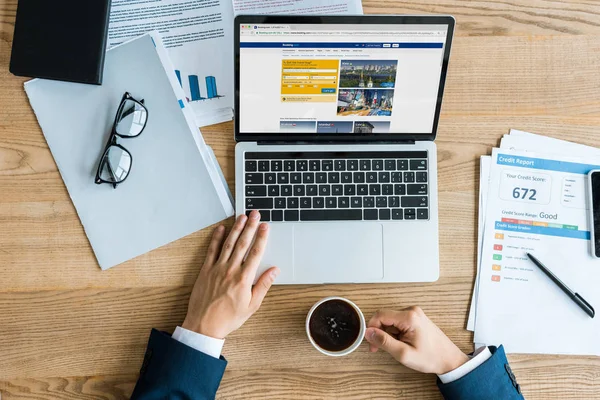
left=575, top=293, right=595, bottom=318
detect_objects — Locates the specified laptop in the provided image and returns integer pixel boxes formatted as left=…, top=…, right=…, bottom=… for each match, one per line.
left=234, top=15, right=455, bottom=284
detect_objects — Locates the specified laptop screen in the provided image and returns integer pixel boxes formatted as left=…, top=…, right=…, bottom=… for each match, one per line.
left=238, top=23, right=449, bottom=136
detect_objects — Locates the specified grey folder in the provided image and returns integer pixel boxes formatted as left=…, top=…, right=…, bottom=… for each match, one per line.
left=24, top=33, right=234, bottom=270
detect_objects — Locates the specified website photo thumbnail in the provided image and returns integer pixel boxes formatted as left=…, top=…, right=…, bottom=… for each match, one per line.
left=337, top=89, right=394, bottom=117
left=339, top=60, right=398, bottom=89
left=353, top=121, right=391, bottom=134
left=316, top=121, right=354, bottom=133
left=279, top=121, right=317, bottom=132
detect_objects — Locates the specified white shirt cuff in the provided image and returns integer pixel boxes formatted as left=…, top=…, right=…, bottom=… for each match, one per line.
left=437, top=346, right=492, bottom=384
left=172, top=326, right=225, bottom=359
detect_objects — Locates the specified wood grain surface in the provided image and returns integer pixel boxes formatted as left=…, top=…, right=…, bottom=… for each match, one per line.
left=1, top=0, right=600, bottom=398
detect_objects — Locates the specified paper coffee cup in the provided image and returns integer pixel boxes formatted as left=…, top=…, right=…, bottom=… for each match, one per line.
left=306, top=296, right=366, bottom=356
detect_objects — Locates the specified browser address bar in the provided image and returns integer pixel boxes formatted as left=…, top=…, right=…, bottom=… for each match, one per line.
left=255, top=31, right=443, bottom=36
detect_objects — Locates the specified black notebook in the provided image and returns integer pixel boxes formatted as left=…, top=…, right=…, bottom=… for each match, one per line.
left=9, top=0, right=111, bottom=85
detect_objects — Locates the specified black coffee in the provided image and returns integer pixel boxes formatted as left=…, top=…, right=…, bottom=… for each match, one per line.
left=309, top=299, right=361, bottom=352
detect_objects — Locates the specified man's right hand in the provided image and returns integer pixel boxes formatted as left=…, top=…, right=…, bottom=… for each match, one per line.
left=364, top=307, right=469, bottom=375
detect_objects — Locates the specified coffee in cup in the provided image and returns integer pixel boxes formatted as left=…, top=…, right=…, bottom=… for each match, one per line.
left=306, top=297, right=366, bottom=356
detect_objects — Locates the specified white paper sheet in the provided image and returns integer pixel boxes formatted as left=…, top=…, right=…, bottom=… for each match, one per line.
left=503, top=129, right=600, bottom=157
left=474, top=147, right=600, bottom=355
left=467, top=156, right=491, bottom=331
left=108, top=0, right=236, bottom=128
left=467, top=130, right=600, bottom=334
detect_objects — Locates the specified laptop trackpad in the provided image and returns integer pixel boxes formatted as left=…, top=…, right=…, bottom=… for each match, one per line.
left=293, top=223, right=384, bottom=283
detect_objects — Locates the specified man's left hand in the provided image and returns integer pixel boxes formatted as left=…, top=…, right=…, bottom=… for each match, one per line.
left=182, top=210, right=279, bottom=339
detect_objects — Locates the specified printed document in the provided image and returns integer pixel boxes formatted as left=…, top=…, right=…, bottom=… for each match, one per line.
left=232, top=0, right=362, bottom=15
left=467, top=156, right=490, bottom=331
left=474, top=148, right=600, bottom=355
left=108, top=0, right=363, bottom=127
left=468, top=130, right=600, bottom=333
left=108, top=0, right=235, bottom=127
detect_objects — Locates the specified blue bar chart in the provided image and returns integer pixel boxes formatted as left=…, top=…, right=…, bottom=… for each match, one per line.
left=188, top=75, right=204, bottom=101
left=176, top=70, right=223, bottom=102
left=206, top=76, right=217, bottom=98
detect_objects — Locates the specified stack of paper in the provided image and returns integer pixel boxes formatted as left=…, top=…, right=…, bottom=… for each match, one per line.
left=107, top=0, right=363, bottom=127
left=467, top=130, right=600, bottom=355
left=25, top=33, right=234, bottom=270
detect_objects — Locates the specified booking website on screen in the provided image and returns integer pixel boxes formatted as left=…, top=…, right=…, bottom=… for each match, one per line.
left=239, top=23, right=448, bottom=135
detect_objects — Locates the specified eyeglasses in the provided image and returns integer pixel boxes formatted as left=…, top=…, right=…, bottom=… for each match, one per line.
left=95, top=92, right=148, bottom=189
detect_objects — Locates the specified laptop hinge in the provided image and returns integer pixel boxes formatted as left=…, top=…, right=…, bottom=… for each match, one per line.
left=257, top=140, right=417, bottom=146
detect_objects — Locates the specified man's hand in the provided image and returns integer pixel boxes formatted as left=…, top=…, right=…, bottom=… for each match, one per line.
left=181, top=210, right=280, bottom=339
left=364, top=307, right=469, bottom=375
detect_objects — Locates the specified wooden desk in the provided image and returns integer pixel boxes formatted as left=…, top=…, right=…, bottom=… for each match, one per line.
left=1, top=1, right=600, bottom=398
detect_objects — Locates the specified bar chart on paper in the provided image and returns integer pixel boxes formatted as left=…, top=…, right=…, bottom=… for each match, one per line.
left=175, top=70, right=225, bottom=102
left=494, top=218, right=590, bottom=240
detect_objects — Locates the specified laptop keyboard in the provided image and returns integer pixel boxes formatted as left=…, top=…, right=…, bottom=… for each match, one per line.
left=243, top=151, right=429, bottom=222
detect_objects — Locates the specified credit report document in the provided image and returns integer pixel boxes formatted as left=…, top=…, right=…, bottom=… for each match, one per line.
left=474, top=148, right=600, bottom=355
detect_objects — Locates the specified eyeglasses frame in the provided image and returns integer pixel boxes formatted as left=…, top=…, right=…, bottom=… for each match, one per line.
left=94, top=92, right=148, bottom=189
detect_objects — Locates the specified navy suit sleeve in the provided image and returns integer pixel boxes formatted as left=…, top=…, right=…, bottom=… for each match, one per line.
left=437, top=346, right=524, bottom=400
left=131, top=329, right=227, bottom=400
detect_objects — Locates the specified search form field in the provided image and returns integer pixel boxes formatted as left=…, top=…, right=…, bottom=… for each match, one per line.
left=283, top=68, right=338, bottom=73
